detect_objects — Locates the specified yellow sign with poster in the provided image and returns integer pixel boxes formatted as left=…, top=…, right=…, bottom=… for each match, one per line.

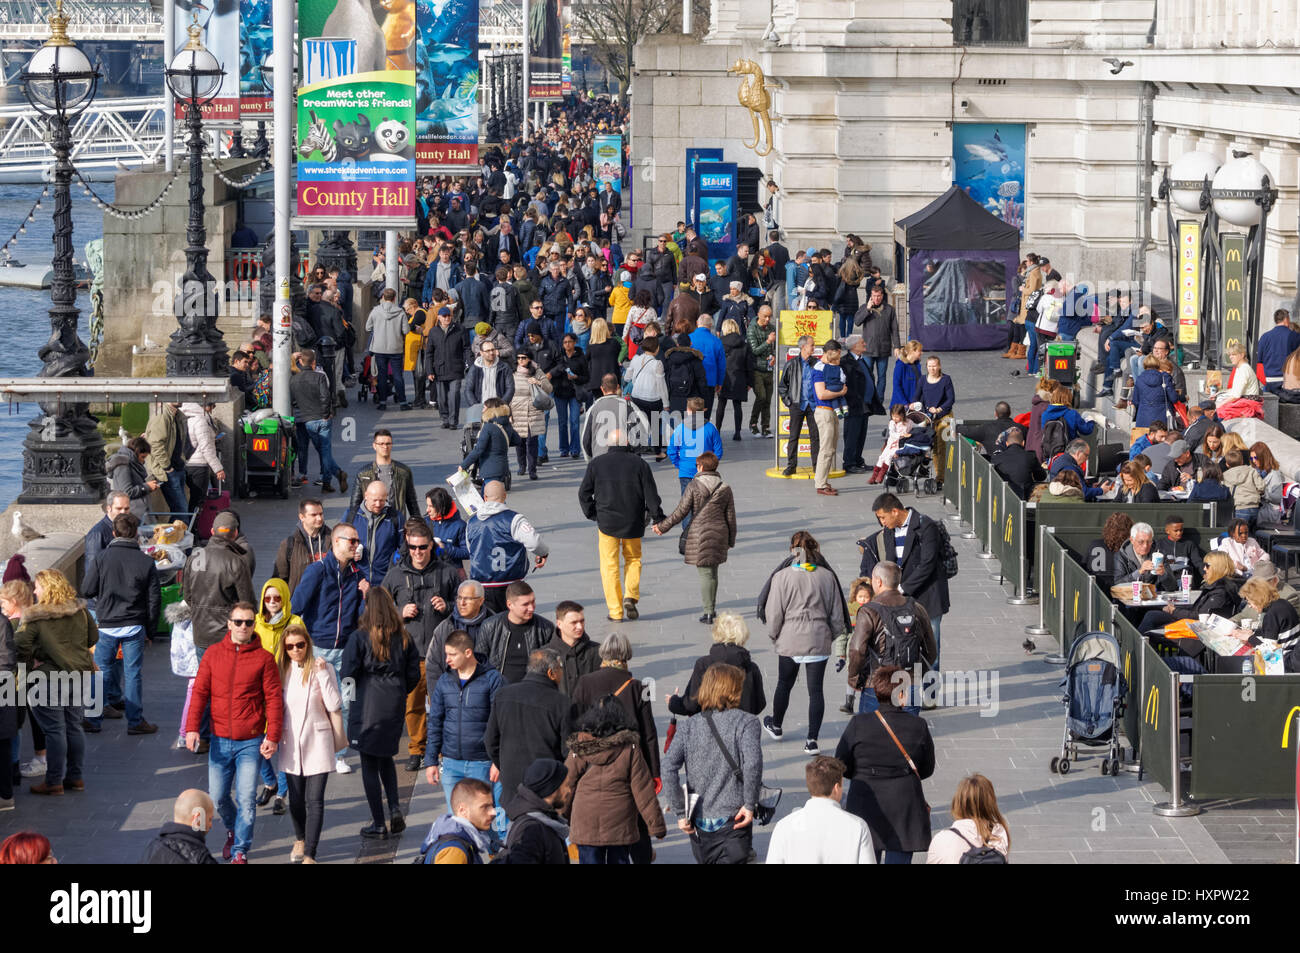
left=1176, top=220, right=1201, bottom=345
left=769, top=310, right=836, bottom=478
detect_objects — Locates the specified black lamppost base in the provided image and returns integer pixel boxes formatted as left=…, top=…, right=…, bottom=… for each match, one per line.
left=166, top=338, right=229, bottom=377
left=18, top=422, right=107, bottom=503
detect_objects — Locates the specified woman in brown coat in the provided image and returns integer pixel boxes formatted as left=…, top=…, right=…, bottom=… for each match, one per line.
left=564, top=697, right=666, bottom=864
left=653, top=452, right=738, bottom=624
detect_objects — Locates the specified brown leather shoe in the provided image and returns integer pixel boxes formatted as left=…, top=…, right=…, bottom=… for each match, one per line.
left=30, top=782, right=63, bottom=796
left=816, top=486, right=839, bottom=496
left=65, top=779, right=85, bottom=791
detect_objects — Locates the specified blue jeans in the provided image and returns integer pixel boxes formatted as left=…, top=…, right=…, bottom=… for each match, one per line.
left=89, top=627, right=145, bottom=726
left=298, top=418, right=341, bottom=482
left=373, top=352, right=406, bottom=404
left=316, top=647, right=349, bottom=758
left=259, top=756, right=288, bottom=797
left=863, top=355, right=888, bottom=399
left=877, top=849, right=914, bottom=864
left=161, top=469, right=188, bottom=515
left=555, top=396, right=581, bottom=455
left=678, top=475, right=694, bottom=533
left=837, top=311, right=854, bottom=339
left=1026, top=324, right=1041, bottom=373
left=209, top=735, right=262, bottom=856
left=578, top=844, right=633, bottom=864
left=439, top=756, right=505, bottom=832
left=537, top=410, right=551, bottom=457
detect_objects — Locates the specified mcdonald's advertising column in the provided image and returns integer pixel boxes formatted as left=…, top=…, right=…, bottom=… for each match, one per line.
left=767, top=309, right=843, bottom=480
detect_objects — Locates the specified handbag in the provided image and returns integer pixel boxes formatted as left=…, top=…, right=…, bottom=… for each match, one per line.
left=874, top=710, right=930, bottom=814
left=702, top=712, right=781, bottom=826
left=622, top=358, right=645, bottom=397
left=529, top=378, right=554, bottom=411
left=328, top=708, right=348, bottom=752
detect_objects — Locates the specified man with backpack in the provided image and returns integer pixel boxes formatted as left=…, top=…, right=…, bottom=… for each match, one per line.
left=844, top=561, right=936, bottom=714
left=858, top=493, right=951, bottom=669
left=489, top=266, right=525, bottom=344
left=418, top=777, right=497, bottom=864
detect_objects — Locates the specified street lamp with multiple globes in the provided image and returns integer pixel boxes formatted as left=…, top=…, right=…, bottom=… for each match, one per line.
left=17, top=0, right=107, bottom=503
left=164, top=15, right=229, bottom=377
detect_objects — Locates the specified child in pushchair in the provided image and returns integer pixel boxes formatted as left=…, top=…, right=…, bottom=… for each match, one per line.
left=356, top=353, right=378, bottom=404
left=869, top=404, right=912, bottom=484
left=886, top=410, right=938, bottom=495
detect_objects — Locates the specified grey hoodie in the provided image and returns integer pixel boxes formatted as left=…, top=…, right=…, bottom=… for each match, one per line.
left=366, top=299, right=407, bottom=355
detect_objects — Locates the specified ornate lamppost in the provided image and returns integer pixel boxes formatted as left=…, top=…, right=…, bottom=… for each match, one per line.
left=165, top=15, right=229, bottom=377
left=17, top=0, right=107, bottom=503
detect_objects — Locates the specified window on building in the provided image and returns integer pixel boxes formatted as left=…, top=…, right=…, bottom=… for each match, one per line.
left=953, top=0, right=1028, bottom=46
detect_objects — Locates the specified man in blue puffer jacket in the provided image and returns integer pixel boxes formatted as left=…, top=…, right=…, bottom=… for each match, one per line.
left=352, top=480, right=405, bottom=585
left=424, top=631, right=505, bottom=816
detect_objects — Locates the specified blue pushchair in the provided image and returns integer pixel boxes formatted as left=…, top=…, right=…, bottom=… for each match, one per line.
left=886, top=410, right=938, bottom=496
left=1050, top=629, right=1127, bottom=776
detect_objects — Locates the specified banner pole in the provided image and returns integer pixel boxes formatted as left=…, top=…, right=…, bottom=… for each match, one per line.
left=521, top=0, right=530, bottom=139
left=1153, top=670, right=1200, bottom=816
left=270, top=0, right=293, bottom=419
left=163, top=0, right=174, bottom=173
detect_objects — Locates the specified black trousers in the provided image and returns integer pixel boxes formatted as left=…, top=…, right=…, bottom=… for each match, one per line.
left=771, top=655, right=828, bottom=740
left=515, top=434, right=539, bottom=475
left=359, top=752, right=400, bottom=827
left=689, top=819, right=753, bottom=865
left=483, top=585, right=509, bottom=616
left=716, top=397, right=745, bottom=436
left=785, top=405, right=820, bottom=467
left=286, top=771, right=329, bottom=858
left=702, top=389, right=716, bottom=422
left=842, top=413, right=868, bottom=468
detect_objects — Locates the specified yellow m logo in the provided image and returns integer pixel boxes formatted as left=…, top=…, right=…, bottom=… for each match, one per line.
left=1049, top=562, right=1057, bottom=598
left=976, top=478, right=982, bottom=503
left=1145, top=685, right=1159, bottom=730
left=1282, top=706, right=1300, bottom=748
left=1226, top=247, right=1242, bottom=262
left=1073, top=590, right=1080, bottom=621
left=1226, top=278, right=1242, bottom=291
left=1004, top=514, right=1013, bottom=544
left=1124, top=651, right=1131, bottom=687
left=961, top=463, right=967, bottom=488
left=992, top=495, right=998, bottom=524
left=1226, top=309, right=1241, bottom=322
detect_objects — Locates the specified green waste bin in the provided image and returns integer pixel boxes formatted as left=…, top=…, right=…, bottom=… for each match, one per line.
left=156, top=581, right=182, bottom=634
left=1045, top=341, right=1077, bottom=387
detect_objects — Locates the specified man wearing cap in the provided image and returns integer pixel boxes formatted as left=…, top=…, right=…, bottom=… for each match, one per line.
left=500, top=757, right=573, bottom=864
left=1156, top=439, right=1206, bottom=491
left=678, top=240, right=708, bottom=294
left=426, top=306, right=470, bottom=429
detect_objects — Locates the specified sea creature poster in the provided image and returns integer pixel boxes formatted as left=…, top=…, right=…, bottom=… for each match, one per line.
left=238, top=0, right=273, bottom=114
left=412, top=0, right=478, bottom=171
left=953, top=123, right=1026, bottom=237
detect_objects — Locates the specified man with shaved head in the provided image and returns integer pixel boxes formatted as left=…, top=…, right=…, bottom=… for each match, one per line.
left=466, top=481, right=549, bottom=614
left=139, top=789, right=219, bottom=864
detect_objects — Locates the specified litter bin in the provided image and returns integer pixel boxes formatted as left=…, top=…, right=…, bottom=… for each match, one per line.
left=1046, top=341, right=1077, bottom=388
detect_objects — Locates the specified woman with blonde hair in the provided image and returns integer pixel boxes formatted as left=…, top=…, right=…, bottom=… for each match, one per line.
left=278, top=622, right=342, bottom=863
left=665, top=611, right=766, bottom=717
left=890, top=340, right=924, bottom=407
left=1115, top=460, right=1159, bottom=503
left=926, top=773, right=1010, bottom=863
left=1138, top=550, right=1240, bottom=632
left=14, top=569, right=96, bottom=796
left=718, top=316, right=752, bottom=440
left=584, top=317, right=621, bottom=404
left=1216, top=342, right=1261, bottom=410
left=341, top=587, right=421, bottom=840
left=662, top=663, right=764, bottom=864
left=460, top=397, right=520, bottom=487
left=1220, top=430, right=1249, bottom=457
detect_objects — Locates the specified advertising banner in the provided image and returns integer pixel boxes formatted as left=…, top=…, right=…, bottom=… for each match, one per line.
left=1221, top=231, right=1247, bottom=361
left=414, top=0, right=480, bottom=172
left=773, top=310, right=832, bottom=472
left=593, top=134, right=622, bottom=194
left=693, top=161, right=738, bottom=262
left=528, top=0, right=563, bottom=101
left=297, top=0, right=417, bottom=228
left=685, top=147, right=723, bottom=224
left=953, top=123, right=1026, bottom=237
left=1177, top=220, right=1201, bottom=346
left=238, top=0, right=273, bottom=116
left=561, top=1, right=572, bottom=95
left=173, top=2, right=240, bottom=122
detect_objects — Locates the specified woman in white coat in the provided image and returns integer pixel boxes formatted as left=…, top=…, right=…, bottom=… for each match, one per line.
left=278, top=623, right=343, bottom=864
left=180, top=401, right=224, bottom=510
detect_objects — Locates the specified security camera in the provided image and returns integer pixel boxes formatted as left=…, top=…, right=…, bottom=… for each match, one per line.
left=959, top=99, right=970, bottom=114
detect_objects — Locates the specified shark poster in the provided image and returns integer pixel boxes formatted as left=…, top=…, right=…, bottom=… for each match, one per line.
left=238, top=0, right=273, bottom=115
left=953, top=124, right=1026, bottom=237
left=414, top=0, right=479, bottom=172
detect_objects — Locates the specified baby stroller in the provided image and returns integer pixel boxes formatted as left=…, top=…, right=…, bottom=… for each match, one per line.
left=459, top=422, right=511, bottom=492
left=1050, top=629, right=1127, bottom=776
left=355, top=354, right=378, bottom=404
left=886, top=410, right=938, bottom=496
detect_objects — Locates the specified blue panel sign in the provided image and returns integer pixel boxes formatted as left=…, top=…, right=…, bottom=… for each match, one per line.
left=685, top=147, right=724, bottom=224
left=693, top=162, right=738, bottom=262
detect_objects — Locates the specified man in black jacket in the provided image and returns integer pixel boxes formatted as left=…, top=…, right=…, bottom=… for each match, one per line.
left=272, top=498, right=332, bottom=594
left=475, top=581, right=558, bottom=682
left=425, top=307, right=470, bottom=429
left=858, top=493, right=951, bottom=667
left=381, top=520, right=462, bottom=771
left=501, top=757, right=572, bottom=864
left=545, top=601, right=601, bottom=696
left=80, top=513, right=161, bottom=734
left=991, top=429, right=1045, bottom=498
left=578, top=434, right=663, bottom=621
left=484, top=648, right=571, bottom=811
left=290, top=350, right=346, bottom=493
left=139, top=790, right=219, bottom=864
left=777, top=336, right=820, bottom=476
left=957, top=401, right=1025, bottom=452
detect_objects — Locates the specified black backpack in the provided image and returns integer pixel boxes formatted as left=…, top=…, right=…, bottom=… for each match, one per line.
left=869, top=597, right=926, bottom=669
left=1039, top=417, right=1069, bottom=463
left=950, top=827, right=1008, bottom=864
left=934, top=519, right=960, bottom=580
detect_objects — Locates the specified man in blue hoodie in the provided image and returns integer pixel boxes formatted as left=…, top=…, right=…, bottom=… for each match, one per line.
left=292, top=522, right=368, bottom=773
left=425, top=631, right=505, bottom=817
left=666, top=396, right=723, bottom=534
left=689, top=314, right=727, bottom=422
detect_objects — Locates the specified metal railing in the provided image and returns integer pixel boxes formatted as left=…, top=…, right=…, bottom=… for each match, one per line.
left=0, top=95, right=179, bottom=175
left=0, top=0, right=161, bottom=40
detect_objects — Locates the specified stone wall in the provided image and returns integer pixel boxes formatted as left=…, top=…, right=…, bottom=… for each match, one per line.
left=99, top=159, right=262, bottom=378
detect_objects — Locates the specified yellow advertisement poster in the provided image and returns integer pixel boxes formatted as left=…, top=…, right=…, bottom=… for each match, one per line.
left=1177, top=220, right=1201, bottom=346
left=771, top=310, right=833, bottom=475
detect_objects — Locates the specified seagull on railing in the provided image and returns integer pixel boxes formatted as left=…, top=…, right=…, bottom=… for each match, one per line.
left=11, top=511, right=43, bottom=544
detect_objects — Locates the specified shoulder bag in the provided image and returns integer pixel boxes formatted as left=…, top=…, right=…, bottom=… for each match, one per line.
left=529, top=376, right=555, bottom=411
left=702, top=711, right=781, bottom=825
left=874, top=709, right=930, bottom=814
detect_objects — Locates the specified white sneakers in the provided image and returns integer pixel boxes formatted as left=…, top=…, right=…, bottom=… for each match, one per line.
left=335, top=758, right=353, bottom=774
left=19, top=756, right=46, bottom=778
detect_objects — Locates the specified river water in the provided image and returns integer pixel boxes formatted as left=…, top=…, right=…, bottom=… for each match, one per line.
left=0, top=183, right=110, bottom=509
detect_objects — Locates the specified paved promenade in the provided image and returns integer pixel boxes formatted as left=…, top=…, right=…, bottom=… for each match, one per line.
left=0, top=351, right=1288, bottom=863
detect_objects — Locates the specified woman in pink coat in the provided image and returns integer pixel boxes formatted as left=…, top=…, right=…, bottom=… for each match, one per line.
left=278, top=623, right=343, bottom=864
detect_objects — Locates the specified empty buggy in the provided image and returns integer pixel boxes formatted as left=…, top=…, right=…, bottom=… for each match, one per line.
left=1050, top=629, right=1127, bottom=776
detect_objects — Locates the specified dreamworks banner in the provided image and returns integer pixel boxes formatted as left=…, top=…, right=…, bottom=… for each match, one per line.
left=173, top=1, right=241, bottom=122
left=593, top=135, right=621, bottom=193
left=296, top=0, right=417, bottom=228
left=528, top=0, right=562, bottom=101
left=415, top=0, right=479, bottom=172
left=561, top=1, right=572, bottom=95
left=238, top=0, right=273, bottom=116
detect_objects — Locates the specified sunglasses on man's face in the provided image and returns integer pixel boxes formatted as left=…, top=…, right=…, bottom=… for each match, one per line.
left=230, top=618, right=255, bottom=627
left=336, top=537, right=360, bottom=546
left=408, top=542, right=431, bottom=551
